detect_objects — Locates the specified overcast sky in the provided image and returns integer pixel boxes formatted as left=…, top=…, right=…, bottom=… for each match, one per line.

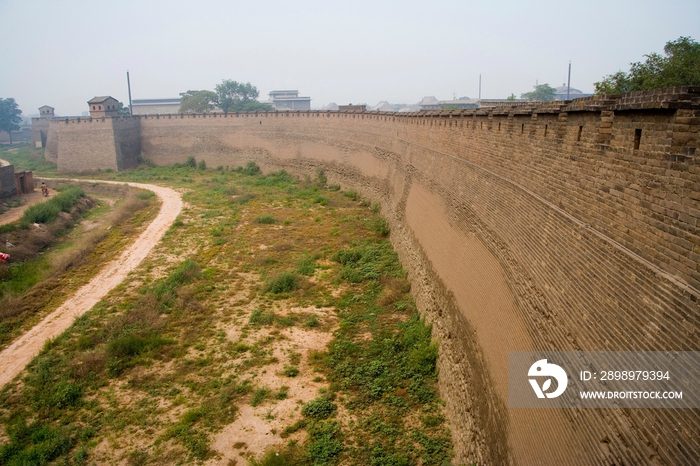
left=1, top=0, right=699, bottom=116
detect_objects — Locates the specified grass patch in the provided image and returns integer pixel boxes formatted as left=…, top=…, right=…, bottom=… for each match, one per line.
left=254, top=215, right=278, bottom=224
left=264, top=271, right=300, bottom=294
left=20, top=186, right=85, bottom=226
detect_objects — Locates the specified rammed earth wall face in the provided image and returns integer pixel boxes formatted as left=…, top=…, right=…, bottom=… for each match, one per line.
left=48, top=117, right=141, bottom=173
left=56, top=88, right=700, bottom=465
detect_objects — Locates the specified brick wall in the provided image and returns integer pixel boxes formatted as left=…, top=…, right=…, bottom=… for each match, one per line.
left=49, top=116, right=141, bottom=173
left=56, top=88, right=700, bottom=464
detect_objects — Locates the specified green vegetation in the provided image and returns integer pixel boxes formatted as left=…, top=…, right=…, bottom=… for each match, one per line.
left=521, top=83, right=556, bottom=101
left=179, top=90, right=218, bottom=113
left=20, top=186, right=85, bottom=226
left=265, top=271, right=300, bottom=294
left=0, top=98, right=22, bottom=144
left=595, top=36, right=700, bottom=94
left=0, top=145, right=57, bottom=174
left=255, top=215, right=278, bottom=224
left=0, top=181, right=158, bottom=351
left=0, top=161, right=451, bottom=465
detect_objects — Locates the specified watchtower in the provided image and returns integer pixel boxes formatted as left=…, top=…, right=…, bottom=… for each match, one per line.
left=39, top=105, right=55, bottom=119
left=88, top=96, right=119, bottom=118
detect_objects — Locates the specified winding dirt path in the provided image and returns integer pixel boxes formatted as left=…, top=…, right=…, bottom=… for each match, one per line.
left=0, top=179, right=182, bottom=388
left=0, top=189, right=57, bottom=227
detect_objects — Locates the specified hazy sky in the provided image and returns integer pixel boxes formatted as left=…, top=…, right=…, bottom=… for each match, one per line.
left=1, top=0, right=699, bottom=116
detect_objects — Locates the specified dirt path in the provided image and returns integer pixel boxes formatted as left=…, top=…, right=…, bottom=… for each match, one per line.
left=0, top=189, right=57, bottom=226
left=0, top=179, right=183, bottom=389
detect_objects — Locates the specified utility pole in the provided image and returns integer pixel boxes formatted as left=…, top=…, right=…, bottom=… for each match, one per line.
left=566, top=61, right=572, bottom=100
left=127, top=71, right=133, bottom=116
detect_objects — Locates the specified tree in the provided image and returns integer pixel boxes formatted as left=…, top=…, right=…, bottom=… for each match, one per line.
left=521, top=84, right=556, bottom=102
left=0, top=98, right=23, bottom=144
left=595, top=36, right=700, bottom=94
left=179, top=90, right=218, bottom=113
left=506, top=93, right=517, bottom=101
left=117, top=101, right=131, bottom=116
left=214, top=80, right=273, bottom=113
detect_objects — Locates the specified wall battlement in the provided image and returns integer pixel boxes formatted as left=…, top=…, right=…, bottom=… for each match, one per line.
left=50, top=88, right=699, bottom=465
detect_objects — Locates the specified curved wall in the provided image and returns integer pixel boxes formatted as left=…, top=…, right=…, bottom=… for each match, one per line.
left=63, top=88, right=700, bottom=464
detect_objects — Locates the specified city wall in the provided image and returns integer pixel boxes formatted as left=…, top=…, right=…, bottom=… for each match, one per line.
left=46, top=116, right=140, bottom=172
left=53, top=88, right=700, bottom=465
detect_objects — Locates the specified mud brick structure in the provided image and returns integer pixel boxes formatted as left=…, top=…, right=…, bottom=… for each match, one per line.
left=48, top=87, right=700, bottom=465
left=31, top=105, right=55, bottom=148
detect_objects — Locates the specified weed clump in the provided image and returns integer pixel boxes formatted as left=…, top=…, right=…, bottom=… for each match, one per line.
left=333, top=242, right=403, bottom=283
left=264, top=271, right=300, bottom=294
left=254, top=215, right=278, bottom=224
left=20, top=186, right=85, bottom=226
left=236, top=161, right=260, bottom=175
left=249, top=309, right=276, bottom=326
left=296, top=255, right=317, bottom=276
left=371, top=218, right=390, bottom=237
left=283, top=365, right=299, bottom=377
left=301, top=397, right=337, bottom=420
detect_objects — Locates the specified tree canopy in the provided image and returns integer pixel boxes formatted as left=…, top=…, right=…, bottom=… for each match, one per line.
left=520, top=84, right=556, bottom=102
left=214, top=80, right=273, bottom=113
left=594, top=36, right=700, bottom=95
left=117, top=101, right=131, bottom=116
left=0, top=98, right=23, bottom=143
left=179, top=90, right=218, bottom=113
left=178, top=81, right=273, bottom=113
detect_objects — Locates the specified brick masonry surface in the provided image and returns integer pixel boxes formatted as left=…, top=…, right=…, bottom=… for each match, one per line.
left=51, top=88, right=700, bottom=465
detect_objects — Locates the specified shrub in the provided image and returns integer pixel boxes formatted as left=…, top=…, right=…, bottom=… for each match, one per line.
left=239, top=161, right=260, bottom=175
left=197, top=159, right=206, bottom=170
left=185, top=156, right=196, bottom=168
left=283, top=365, right=299, bottom=377
left=301, top=397, right=337, bottom=419
left=264, top=272, right=299, bottom=294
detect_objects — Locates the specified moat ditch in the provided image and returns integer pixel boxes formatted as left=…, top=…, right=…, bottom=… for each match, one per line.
left=0, top=160, right=455, bottom=466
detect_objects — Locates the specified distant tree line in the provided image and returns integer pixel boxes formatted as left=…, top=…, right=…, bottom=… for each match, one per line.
left=180, top=80, right=273, bottom=113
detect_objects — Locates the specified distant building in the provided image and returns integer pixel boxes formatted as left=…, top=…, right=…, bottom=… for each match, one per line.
left=31, top=105, right=55, bottom=148
left=419, top=96, right=478, bottom=111
left=554, top=84, right=593, bottom=101
left=131, top=98, right=181, bottom=115
left=88, top=96, right=119, bottom=118
left=369, top=101, right=395, bottom=112
left=322, top=103, right=339, bottom=111
left=269, top=90, right=311, bottom=111
left=338, top=104, right=367, bottom=112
